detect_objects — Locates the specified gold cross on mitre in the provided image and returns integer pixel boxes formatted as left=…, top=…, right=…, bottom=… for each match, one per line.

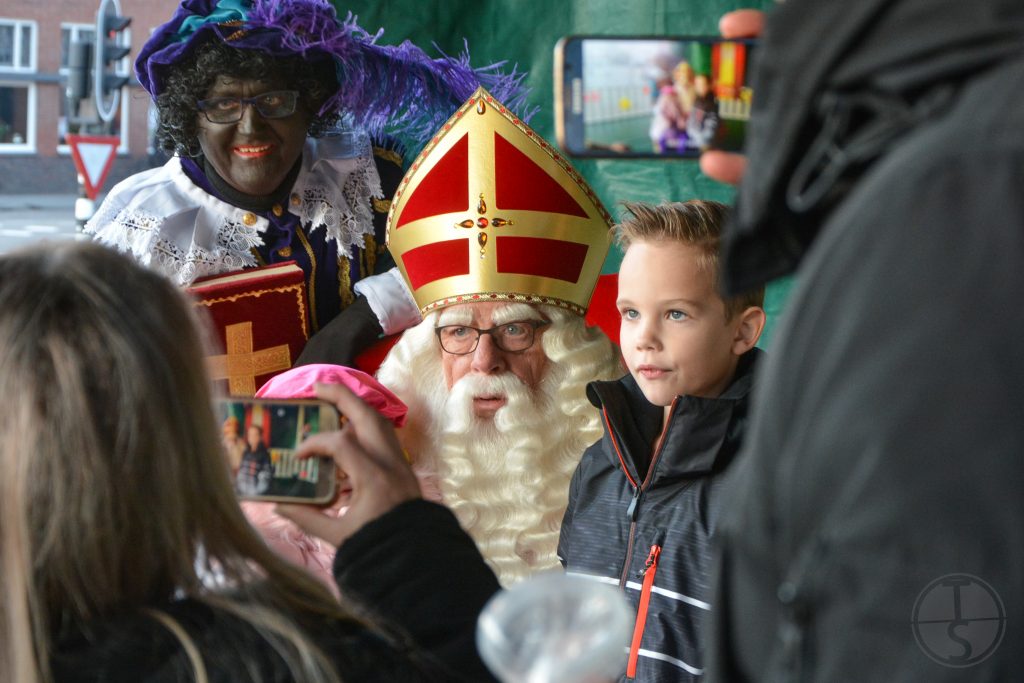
left=455, top=191, right=514, bottom=259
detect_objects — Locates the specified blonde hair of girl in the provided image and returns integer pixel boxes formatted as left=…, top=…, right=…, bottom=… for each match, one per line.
left=0, top=242, right=354, bottom=683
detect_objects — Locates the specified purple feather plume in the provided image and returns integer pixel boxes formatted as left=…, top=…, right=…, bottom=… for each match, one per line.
left=137, top=0, right=534, bottom=151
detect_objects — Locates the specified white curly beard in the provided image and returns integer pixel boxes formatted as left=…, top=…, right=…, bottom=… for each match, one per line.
left=377, top=306, right=622, bottom=586
left=427, top=371, right=576, bottom=584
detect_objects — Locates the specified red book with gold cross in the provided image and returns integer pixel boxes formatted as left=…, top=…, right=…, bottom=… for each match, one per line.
left=188, top=261, right=310, bottom=397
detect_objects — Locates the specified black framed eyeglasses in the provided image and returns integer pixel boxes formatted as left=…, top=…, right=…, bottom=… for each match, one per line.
left=434, top=320, right=550, bottom=355
left=196, top=90, right=300, bottom=124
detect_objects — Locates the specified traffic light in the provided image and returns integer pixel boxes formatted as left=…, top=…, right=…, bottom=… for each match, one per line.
left=66, top=38, right=94, bottom=111
left=93, top=0, right=131, bottom=124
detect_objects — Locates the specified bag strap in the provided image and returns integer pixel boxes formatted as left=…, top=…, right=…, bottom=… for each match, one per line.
left=144, top=608, right=210, bottom=683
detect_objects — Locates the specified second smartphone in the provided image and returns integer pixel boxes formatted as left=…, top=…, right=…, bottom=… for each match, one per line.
left=554, top=35, right=757, bottom=159
left=218, top=397, right=341, bottom=505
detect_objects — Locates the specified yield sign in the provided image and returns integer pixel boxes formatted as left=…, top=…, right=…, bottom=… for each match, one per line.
left=66, top=134, right=120, bottom=200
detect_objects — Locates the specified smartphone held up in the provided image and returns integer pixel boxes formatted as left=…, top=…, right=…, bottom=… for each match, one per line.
left=218, top=398, right=341, bottom=505
left=555, top=35, right=756, bottom=159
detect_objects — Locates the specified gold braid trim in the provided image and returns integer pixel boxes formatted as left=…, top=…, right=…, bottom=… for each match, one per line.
left=422, top=291, right=586, bottom=317
left=339, top=254, right=354, bottom=309
left=295, top=228, right=319, bottom=332
left=363, top=234, right=378, bottom=276
left=196, top=283, right=310, bottom=342
left=373, top=146, right=403, bottom=168
left=220, top=19, right=247, bottom=42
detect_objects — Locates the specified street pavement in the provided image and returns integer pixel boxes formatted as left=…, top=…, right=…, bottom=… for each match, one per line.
left=0, top=193, right=92, bottom=253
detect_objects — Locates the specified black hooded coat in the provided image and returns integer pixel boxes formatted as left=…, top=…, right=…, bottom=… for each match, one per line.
left=709, top=0, right=1024, bottom=680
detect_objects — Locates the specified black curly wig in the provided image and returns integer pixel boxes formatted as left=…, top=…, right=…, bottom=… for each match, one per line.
left=154, top=39, right=340, bottom=157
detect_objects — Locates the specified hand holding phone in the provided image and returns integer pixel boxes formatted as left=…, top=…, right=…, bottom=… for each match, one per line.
left=276, top=382, right=422, bottom=548
left=555, top=34, right=757, bottom=159
left=219, top=398, right=341, bottom=505
left=699, top=10, right=765, bottom=183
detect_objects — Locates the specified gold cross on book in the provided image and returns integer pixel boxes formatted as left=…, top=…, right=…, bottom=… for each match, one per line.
left=208, top=321, right=291, bottom=396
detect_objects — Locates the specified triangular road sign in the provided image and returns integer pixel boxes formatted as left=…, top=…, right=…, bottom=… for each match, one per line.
left=66, top=134, right=120, bottom=200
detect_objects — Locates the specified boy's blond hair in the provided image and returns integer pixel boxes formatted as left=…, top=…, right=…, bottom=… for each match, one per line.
left=615, top=200, right=765, bottom=319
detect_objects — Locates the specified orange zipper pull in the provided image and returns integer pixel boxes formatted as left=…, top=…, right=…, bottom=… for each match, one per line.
left=627, top=542, right=664, bottom=677
left=639, top=544, right=662, bottom=576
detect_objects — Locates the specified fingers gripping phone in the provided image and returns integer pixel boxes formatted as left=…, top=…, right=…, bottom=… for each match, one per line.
left=554, top=35, right=757, bottom=159
left=218, top=398, right=340, bottom=504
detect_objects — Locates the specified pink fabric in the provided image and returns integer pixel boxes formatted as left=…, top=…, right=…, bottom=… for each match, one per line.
left=255, top=364, right=408, bottom=427
left=245, top=364, right=419, bottom=593
left=241, top=499, right=344, bottom=595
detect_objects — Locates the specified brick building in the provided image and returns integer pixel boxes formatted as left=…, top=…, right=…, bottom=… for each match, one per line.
left=0, top=0, right=168, bottom=194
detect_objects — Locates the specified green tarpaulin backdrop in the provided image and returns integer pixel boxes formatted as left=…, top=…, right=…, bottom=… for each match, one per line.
left=336, top=0, right=791, bottom=345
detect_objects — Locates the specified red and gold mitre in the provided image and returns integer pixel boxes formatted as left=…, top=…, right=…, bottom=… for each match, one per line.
left=386, top=87, right=612, bottom=316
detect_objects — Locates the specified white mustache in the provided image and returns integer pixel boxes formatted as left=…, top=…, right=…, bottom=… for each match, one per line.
left=444, top=373, right=533, bottom=433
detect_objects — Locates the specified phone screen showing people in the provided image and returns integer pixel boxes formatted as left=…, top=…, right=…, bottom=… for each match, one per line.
left=555, top=36, right=756, bottom=159
left=218, top=398, right=339, bottom=504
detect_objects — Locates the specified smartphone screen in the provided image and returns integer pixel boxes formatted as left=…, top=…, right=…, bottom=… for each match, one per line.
left=555, top=35, right=756, bottom=159
left=217, top=398, right=340, bottom=505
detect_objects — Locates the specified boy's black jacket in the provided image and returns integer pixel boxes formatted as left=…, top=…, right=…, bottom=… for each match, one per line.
left=558, top=349, right=761, bottom=682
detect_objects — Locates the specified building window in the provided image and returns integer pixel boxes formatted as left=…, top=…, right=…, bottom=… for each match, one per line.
left=60, top=24, right=96, bottom=69
left=0, top=83, right=35, bottom=150
left=0, top=19, right=36, bottom=152
left=0, top=19, right=36, bottom=71
left=57, top=93, right=129, bottom=152
left=57, top=22, right=129, bottom=153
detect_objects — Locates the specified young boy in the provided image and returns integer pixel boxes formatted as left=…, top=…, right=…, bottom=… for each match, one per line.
left=558, top=199, right=765, bottom=682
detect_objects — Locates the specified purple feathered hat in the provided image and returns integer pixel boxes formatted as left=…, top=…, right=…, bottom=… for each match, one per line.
left=137, top=0, right=532, bottom=142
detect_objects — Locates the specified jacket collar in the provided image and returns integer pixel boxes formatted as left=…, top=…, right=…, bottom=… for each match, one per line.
left=722, top=0, right=1024, bottom=295
left=588, top=349, right=762, bottom=485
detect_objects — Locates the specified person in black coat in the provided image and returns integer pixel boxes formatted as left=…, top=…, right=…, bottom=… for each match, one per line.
left=702, top=3, right=1024, bottom=680
left=0, top=241, right=499, bottom=683
left=236, top=424, right=275, bottom=495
